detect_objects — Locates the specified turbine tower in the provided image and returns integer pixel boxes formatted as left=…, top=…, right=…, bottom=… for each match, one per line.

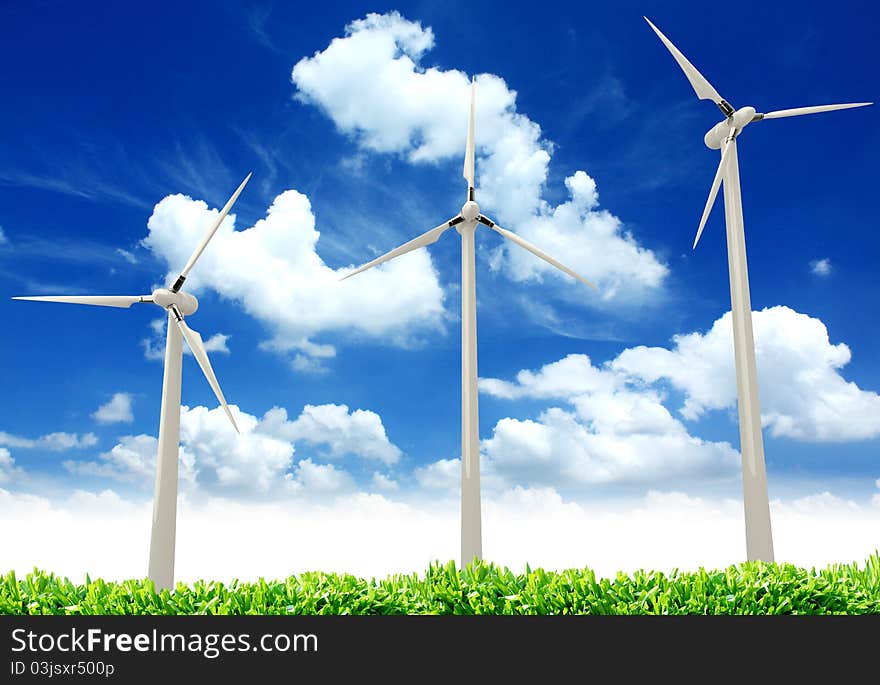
left=646, top=17, right=872, bottom=562
left=14, top=173, right=251, bottom=588
left=342, top=80, right=596, bottom=567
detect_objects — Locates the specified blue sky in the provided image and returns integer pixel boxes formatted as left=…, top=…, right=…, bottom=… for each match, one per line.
left=0, top=1, right=878, bottom=578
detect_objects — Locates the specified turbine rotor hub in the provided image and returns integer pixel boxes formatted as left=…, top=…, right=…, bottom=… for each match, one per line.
left=152, top=288, right=198, bottom=316
left=704, top=106, right=757, bottom=149
left=461, top=200, right=480, bottom=223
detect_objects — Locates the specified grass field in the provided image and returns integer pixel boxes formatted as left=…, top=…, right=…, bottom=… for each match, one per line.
left=3, top=554, right=879, bottom=615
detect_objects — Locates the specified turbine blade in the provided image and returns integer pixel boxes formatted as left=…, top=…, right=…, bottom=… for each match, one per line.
left=463, top=78, right=476, bottom=189
left=339, top=217, right=461, bottom=281
left=694, top=136, right=735, bottom=250
left=760, top=102, right=872, bottom=120
left=176, top=319, right=239, bottom=433
left=481, top=218, right=597, bottom=290
left=644, top=17, right=732, bottom=114
left=12, top=295, right=150, bottom=308
left=172, top=172, right=252, bottom=290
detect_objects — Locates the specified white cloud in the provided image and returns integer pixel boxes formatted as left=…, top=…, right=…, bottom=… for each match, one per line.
left=488, top=170, right=668, bottom=300
left=472, top=308, right=879, bottom=495
left=142, top=317, right=230, bottom=361
left=612, top=306, right=880, bottom=441
left=415, top=458, right=460, bottom=491
left=92, top=393, right=134, bottom=424
left=142, top=189, right=445, bottom=362
left=64, top=434, right=194, bottom=485
left=65, top=405, right=292, bottom=496
left=0, top=225, right=7, bottom=244
left=810, top=258, right=832, bottom=276
left=64, top=402, right=402, bottom=496
left=0, top=430, right=98, bottom=451
left=480, top=353, right=614, bottom=400
left=1, top=486, right=878, bottom=581
left=115, top=248, right=137, bottom=264
left=291, top=12, right=667, bottom=299
left=200, top=333, right=230, bottom=354
left=260, top=404, right=402, bottom=465
left=371, top=472, right=399, bottom=491
left=141, top=317, right=168, bottom=360
left=287, top=458, right=355, bottom=495
left=178, top=405, right=294, bottom=495
left=473, top=354, right=739, bottom=491
left=482, top=403, right=737, bottom=490
left=0, top=448, right=23, bottom=483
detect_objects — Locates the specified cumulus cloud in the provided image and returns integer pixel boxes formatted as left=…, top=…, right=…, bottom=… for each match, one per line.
left=65, top=434, right=195, bottom=485
left=65, top=405, right=291, bottom=496
left=287, top=458, right=355, bottom=495
left=465, top=306, right=879, bottom=492
left=414, top=458, right=460, bottom=492
left=487, top=170, right=668, bottom=300
left=0, top=430, right=97, bottom=451
left=200, top=333, right=231, bottom=354
left=0, top=448, right=23, bottom=483
left=260, top=403, right=402, bottom=465
left=810, top=258, right=832, bottom=276
left=480, top=352, right=615, bottom=400
left=142, top=189, right=445, bottom=363
left=142, top=317, right=230, bottom=361
left=612, top=306, right=880, bottom=441
left=474, top=354, right=739, bottom=491
left=64, top=402, right=403, bottom=497
left=180, top=405, right=298, bottom=494
left=92, top=393, right=134, bottom=424
left=291, top=12, right=667, bottom=299
left=371, top=472, right=399, bottom=491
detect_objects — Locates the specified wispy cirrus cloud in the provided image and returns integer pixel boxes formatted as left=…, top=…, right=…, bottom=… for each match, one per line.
left=0, top=168, right=148, bottom=209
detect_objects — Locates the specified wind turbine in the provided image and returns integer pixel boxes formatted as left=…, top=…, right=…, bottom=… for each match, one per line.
left=14, top=173, right=251, bottom=589
left=341, top=80, right=596, bottom=567
left=645, top=17, right=872, bottom=562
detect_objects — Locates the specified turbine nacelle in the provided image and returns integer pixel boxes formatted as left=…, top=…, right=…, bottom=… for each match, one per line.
left=704, top=106, right=757, bottom=149
left=151, top=288, right=198, bottom=316
left=731, top=106, right=758, bottom=130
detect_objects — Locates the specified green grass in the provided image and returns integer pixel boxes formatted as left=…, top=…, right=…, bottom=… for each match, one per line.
left=3, top=554, right=879, bottom=615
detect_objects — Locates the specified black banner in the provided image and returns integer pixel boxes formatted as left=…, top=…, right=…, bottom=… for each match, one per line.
left=2, top=615, right=876, bottom=680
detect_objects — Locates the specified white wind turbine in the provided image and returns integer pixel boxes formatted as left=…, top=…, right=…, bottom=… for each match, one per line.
left=14, top=173, right=251, bottom=589
left=341, top=80, right=596, bottom=567
left=645, top=17, right=872, bottom=562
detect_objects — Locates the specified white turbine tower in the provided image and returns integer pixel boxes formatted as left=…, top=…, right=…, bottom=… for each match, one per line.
left=14, top=173, right=251, bottom=589
left=646, top=17, right=872, bottom=562
left=341, top=80, right=596, bottom=567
